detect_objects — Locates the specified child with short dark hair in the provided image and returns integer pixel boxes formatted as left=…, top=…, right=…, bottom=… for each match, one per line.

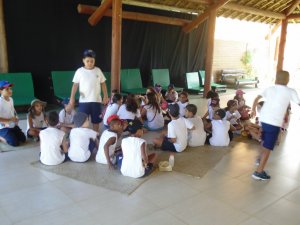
left=103, top=93, right=123, bottom=129
left=40, top=111, right=68, bottom=166
left=177, top=91, right=189, bottom=117
left=185, top=104, right=206, bottom=147
left=96, top=115, right=124, bottom=169
left=118, top=119, right=157, bottom=178
left=68, top=49, right=109, bottom=132
left=153, top=103, right=194, bottom=152
left=27, top=99, right=48, bottom=142
left=225, top=99, right=243, bottom=131
left=208, top=109, right=231, bottom=146
left=0, top=81, right=26, bottom=146
left=58, top=98, right=75, bottom=133
left=68, top=112, right=98, bottom=162
left=251, top=70, right=300, bottom=180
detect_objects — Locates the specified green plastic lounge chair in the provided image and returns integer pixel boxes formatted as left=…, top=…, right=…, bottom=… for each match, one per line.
left=0, top=72, right=35, bottom=106
left=199, top=70, right=227, bottom=93
left=152, top=68, right=183, bottom=92
left=51, top=71, right=78, bottom=101
left=185, top=72, right=204, bottom=94
left=120, top=69, right=147, bottom=94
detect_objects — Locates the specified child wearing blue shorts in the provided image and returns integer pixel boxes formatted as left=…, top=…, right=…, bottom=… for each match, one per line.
left=251, top=70, right=300, bottom=180
left=68, top=49, right=109, bottom=132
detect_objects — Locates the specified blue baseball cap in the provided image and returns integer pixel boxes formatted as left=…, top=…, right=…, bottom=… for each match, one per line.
left=0, top=80, right=13, bottom=89
left=83, top=49, right=96, bottom=58
left=61, top=97, right=70, bottom=105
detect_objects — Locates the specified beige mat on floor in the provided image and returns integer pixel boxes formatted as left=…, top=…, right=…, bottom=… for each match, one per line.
left=31, top=158, right=153, bottom=195
left=0, top=140, right=39, bottom=152
left=155, top=145, right=229, bottom=178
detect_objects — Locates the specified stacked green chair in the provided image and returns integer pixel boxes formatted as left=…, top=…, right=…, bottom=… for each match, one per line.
left=0, top=72, right=35, bottom=106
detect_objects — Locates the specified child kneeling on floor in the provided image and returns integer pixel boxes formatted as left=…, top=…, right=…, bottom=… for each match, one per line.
left=68, top=112, right=98, bottom=162
left=96, top=115, right=125, bottom=169
left=40, top=111, right=68, bottom=166
left=117, top=119, right=157, bottom=178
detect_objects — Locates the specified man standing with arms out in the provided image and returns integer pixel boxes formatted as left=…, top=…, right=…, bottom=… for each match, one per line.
left=251, top=70, right=300, bottom=180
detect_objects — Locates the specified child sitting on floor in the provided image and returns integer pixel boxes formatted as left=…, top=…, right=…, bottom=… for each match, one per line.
left=225, top=99, right=243, bottom=131
left=27, top=99, right=48, bottom=142
left=103, top=93, right=123, bottom=129
left=0, top=80, right=26, bottom=146
left=153, top=103, right=194, bottom=152
left=165, top=83, right=178, bottom=103
left=208, top=109, right=231, bottom=146
left=96, top=115, right=124, bottom=169
left=68, top=112, right=98, bottom=162
left=117, top=94, right=142, bottom=123
left=177, top=91, right=189, bottom=117
left=58, top=98, right=75, bottom=134
left=40, top=111, right=68, bottom=166
left=118, top=119, right=157, bottom=178
left=234, top=89, right=251, bottom=120
left=185, top=104, right=206, bottom=147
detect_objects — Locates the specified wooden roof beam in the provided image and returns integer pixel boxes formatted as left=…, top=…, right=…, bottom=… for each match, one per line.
left=287, top=13, right=300, bottom=19
left=222, top=3, right=286, bottom=20
left=285, top=0, right=300, bottom=16
left=186, top=0, right=213, bottom=4
left=78, top=4, right=191, bottom=26
left=265, top=21, right=281, bottom=40
left=122, top=0, right=200, bottom=14
left=88, top=0, right=112, bottom=26
left=182, top=0, right=230, bottom=33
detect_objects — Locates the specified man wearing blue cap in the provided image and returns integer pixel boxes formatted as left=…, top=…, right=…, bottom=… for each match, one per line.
left=0, top=80, right=26, bottom=146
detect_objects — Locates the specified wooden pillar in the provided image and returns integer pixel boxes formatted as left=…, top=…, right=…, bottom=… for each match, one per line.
left=0, top=0, right=8, bottom=72
left=203, top=9, right=216, bottom=97
left=276, top=19, right=288, bottom=72
left=111, top=0, right=122, bottom=92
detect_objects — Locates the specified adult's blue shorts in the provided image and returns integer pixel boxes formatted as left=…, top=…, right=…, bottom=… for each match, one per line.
left=261, top=122, right=281, bottom=150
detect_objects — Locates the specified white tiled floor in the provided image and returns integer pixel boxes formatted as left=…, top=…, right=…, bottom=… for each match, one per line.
left=1, top=88, right=300, bottom=225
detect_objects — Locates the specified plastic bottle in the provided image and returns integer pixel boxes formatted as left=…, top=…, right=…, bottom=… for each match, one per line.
left=169, top=153, right=175, bottom=168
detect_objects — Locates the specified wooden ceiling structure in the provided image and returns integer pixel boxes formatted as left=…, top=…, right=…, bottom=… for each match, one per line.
left=2, top=0, right=300, bottom=95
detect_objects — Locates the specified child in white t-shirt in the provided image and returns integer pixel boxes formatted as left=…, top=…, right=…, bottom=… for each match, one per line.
left=103, top=93, right=123, bottom=129
left=68, top=112, right=98, bottom=162
left=58, top=98, right=75, bottom=134
left=177, top=91, right=189, bottom=117
left=40, top=111, right=68, bottom=166
left=117, top=94, right=142, bottom=122
left=225, top=99, right=243, bottom=131
left=208, top=109, right=230, bottom=146
left=165, top=84, right=178, bottom=103
left=141, top=92, right=164, bottom=131
left=27, top=99, right=48, bottom=142
left=118, top=119, right=157, bottom=178
left=153, top=103, right=194, bottom=152
left=185, top=104, right=206, bottom=147
left=0, top=80, right=26, bottom=146
left=96, top=115, right=124, bottom=169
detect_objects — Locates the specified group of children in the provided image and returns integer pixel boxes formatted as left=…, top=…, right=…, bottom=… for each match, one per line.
left=1, top=48, right=299, bottom=181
